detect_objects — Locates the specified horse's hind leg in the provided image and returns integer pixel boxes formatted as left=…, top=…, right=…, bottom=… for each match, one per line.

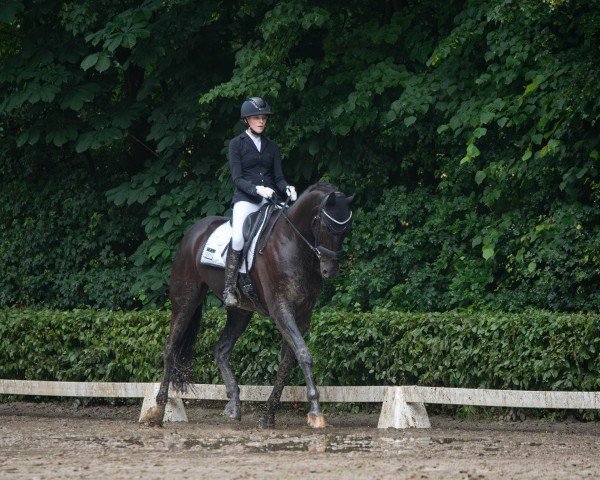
left=214, top=308, right=252, bottom=421
left=258, top=343, right=296, bottom=429
left=142, top=283, right=207, bottom=426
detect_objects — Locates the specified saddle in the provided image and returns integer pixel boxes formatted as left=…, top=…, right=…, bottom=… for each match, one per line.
left=199, top=203, right=275, bottom=273
left=240, top=203, right=273, bottom=270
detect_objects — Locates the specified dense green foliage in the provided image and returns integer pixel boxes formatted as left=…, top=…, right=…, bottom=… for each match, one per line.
left=0, top=148, right=140, bottom=308
left=1, top=1, right=598, bottom=311
left=2, top=308, right=598, bottom=393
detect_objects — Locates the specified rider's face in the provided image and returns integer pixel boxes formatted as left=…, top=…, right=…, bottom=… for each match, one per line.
left=246, top=115, right=268, bottom=134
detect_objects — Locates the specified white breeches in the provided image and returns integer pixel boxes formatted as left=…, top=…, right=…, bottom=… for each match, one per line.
left=231, top=199, right=267, bottom=251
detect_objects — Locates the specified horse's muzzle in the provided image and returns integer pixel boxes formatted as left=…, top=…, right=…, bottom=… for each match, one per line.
left=320, top=260, right=339, bottom=279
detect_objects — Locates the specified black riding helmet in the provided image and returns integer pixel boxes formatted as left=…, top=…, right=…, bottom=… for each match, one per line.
left=240, top=97, right=273, bottom=119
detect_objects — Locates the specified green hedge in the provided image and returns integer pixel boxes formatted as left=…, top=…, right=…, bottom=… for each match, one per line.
left=1, top=309, right=598, bottom=392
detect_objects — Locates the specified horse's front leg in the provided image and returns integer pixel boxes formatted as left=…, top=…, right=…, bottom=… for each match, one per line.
left=272, top=305, right=326, bottom=428
left=214, top=308, right=252, bottom=420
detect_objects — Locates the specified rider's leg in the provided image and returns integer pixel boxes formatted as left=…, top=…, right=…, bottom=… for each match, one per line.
left=223, top=199, right=265, bottom=307
left=223, top=247, right=242, bottom=307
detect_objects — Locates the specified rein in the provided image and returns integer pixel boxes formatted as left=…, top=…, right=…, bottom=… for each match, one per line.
left=280, top=210, right=325, bottom=259
left=260, top=193, right=352, bottom=261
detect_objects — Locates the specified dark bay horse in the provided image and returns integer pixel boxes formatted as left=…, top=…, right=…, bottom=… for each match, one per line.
left=142, top=182, right=354, bottom=428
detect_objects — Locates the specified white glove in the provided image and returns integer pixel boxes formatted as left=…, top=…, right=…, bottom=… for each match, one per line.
left=285, top=185, right=297, bottom=202
left=256, top=185, right=275, bottom=199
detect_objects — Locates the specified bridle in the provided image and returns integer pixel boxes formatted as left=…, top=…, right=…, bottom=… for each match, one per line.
left=280, top=192, right=353, bottom=261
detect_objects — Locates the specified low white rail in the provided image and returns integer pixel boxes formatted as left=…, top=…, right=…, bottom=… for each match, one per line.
left=377, top=386, right=600, bottom=428
left=0, top=380, right=148, bottom=398
left=1, top=380, right=598, bottom=429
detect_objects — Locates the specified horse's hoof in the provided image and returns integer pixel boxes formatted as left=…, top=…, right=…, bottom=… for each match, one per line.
left=145, top=418, right=164, bottom=428
left=307, top=413, right=327, bottom=428
left=258, top=415, right=275, bottom=429
left=139, top=406, right=165, bottom=427
left=223, top=293, right=239, bottom=308
left=223, top=400, right=242, bottom=421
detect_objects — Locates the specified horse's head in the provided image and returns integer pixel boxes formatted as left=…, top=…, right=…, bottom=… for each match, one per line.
left=311, top=191, right=355, bottom=279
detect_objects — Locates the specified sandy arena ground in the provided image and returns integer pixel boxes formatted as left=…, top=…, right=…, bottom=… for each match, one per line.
left=0, top=401, right=598, bottom=479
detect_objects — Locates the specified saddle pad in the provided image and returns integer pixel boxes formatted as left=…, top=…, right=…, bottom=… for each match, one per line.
left=199, top=219, right=266, bottom=274
left=199, top=221, right=231, bottom=269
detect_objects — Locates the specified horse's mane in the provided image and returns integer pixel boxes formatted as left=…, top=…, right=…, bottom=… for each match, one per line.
left=289, top=182, right=341, bottom=218
left=299, top=182, right=338, bottom=198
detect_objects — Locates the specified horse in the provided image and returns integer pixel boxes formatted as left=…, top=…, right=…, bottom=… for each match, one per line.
left=141, top=182, right=354, bottom=428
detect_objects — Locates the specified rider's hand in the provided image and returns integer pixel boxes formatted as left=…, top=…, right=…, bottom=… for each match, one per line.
left=285, top=185, right=297, bottom=202
left=256, top=185, right=275, bottom=199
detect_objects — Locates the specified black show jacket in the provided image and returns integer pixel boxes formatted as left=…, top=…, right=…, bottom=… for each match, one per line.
left=228, top=131, right=289, bottom=205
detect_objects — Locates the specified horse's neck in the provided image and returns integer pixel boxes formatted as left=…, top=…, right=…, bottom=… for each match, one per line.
left=279, top=191, right=329, bottom=283
left=286, top=192, right=322, bottom=235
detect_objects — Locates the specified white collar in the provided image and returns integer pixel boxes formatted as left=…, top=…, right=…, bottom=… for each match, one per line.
left=246, top=129, right=261, bottom=150
left=246, top=128, right=261, bottom=141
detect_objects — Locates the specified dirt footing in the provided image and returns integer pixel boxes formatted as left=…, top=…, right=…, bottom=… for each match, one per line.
left=1, top=401, right=598, bottom=479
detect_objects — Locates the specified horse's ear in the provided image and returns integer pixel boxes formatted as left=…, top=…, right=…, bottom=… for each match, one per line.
left=346, top=193, right=356, bottom=204
left=325, top=192, right=336, bottom=207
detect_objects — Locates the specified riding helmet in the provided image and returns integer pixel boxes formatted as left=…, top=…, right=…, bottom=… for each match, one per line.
left=240, top=97, right=273, bottom=119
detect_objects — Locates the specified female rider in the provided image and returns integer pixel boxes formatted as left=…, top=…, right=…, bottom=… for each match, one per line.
left=223, top=97, right=297, bottom=307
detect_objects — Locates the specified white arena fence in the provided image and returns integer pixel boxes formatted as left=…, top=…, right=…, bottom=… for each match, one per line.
left=1, top=380, right=599, bottom=428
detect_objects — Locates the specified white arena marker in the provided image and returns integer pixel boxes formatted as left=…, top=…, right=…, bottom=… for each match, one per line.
left=378, top=387, right=430, bottom=429
left=139, top=383, right=187, bottom=422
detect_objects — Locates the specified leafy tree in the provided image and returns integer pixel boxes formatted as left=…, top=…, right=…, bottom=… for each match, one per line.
left=1, top=0, right=241, bottom=307
left=1, top=0, right=598, bottom=311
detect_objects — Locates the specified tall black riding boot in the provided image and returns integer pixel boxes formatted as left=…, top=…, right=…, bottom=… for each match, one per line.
left=223, top=248, right=243, bottom=308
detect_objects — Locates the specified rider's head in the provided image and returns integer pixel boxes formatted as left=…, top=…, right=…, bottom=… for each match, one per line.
left=240, top=97, right=273, bottom=135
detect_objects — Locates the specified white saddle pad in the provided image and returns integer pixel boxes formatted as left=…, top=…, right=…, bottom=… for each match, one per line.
left=199, top=220, right=264, bottom=274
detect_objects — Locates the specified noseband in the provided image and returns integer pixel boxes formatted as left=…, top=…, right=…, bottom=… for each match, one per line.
left=281, top=192, right=352, bottom=261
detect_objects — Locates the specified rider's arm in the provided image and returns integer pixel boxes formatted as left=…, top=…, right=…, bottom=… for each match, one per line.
left=271, top=143, right=289, bottom=193
left=229, top=137, right=260, bottom=196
